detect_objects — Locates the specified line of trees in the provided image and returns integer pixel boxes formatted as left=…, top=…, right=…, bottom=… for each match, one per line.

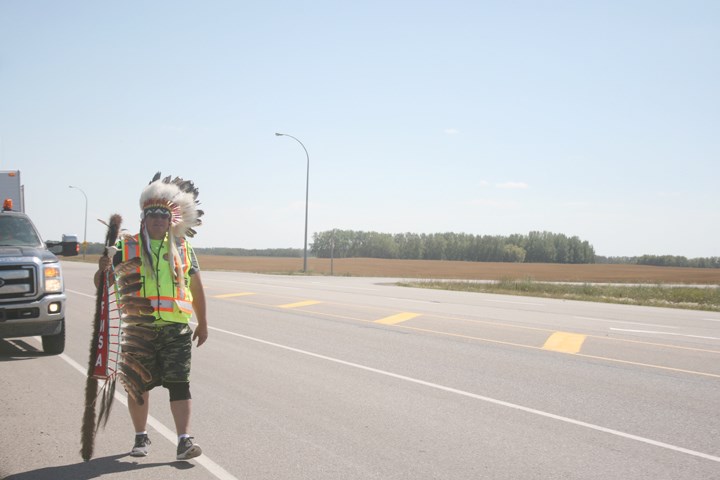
left=597, top=255, right=720, bottom=268
left=79, top=239, right=718, bottom=268
left=311, top=230, right=596, bottom=264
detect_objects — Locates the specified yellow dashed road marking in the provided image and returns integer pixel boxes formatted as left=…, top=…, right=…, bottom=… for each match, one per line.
left=375, top=312, right=420, bottom=325
left=279, top=300, right=323, bottom=309
left=214, top=292, right=256, bottom=298
left=202, top=292, right=718, bottom=378
left=543, top=332, right=587, bottom=354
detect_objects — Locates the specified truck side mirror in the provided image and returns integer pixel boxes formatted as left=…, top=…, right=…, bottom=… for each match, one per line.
left=46, top=235, right=80, bottom=257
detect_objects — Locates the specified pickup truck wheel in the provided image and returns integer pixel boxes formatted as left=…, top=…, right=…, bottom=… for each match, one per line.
left=42, top=319, right=65, bottom=355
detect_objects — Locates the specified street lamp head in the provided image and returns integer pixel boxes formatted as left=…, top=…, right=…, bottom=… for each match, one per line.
left=275, top=132, right=283, bottom=137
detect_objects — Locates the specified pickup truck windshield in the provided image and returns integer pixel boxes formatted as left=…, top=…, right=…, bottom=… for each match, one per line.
left=0, top=215, right=43, bottom=247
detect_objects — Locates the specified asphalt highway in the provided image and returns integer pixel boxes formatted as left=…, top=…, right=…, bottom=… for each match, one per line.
left=1, top=262, right=719, bottom=479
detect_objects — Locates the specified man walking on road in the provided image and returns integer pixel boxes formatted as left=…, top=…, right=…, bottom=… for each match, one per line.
left=95, top=172, right=208, bottom=460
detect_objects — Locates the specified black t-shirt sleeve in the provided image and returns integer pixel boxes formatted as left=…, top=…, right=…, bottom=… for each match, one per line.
left=112, top=248, right=123, bottom=267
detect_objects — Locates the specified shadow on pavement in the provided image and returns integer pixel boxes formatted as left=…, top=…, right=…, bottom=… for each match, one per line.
left=2, top=453, right=196, bottom=480
left=0, top=338, right=43, bottom=361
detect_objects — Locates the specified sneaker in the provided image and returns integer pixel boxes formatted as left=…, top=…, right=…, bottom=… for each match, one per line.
left=130, top=433, right=151, bottom=457
left=176, top=436, right=202, bottom=460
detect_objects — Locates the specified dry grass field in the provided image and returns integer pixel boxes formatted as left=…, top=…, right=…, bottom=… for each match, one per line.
left=71, top=254, right=719, bottom=284
left=69, top=254, right=719, bottom=310
left=194, top=256, right=720, bottom=285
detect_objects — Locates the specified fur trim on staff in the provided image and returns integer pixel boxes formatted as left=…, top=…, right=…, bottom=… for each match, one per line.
left=81, top=214, right=122, bottom=461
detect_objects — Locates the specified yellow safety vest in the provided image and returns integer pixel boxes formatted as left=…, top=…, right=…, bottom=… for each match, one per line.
left=121, top=234, right=194, bottom=324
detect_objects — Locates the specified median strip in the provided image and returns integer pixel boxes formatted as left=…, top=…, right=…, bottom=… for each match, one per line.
left=543, top=332, right=587, bottom=354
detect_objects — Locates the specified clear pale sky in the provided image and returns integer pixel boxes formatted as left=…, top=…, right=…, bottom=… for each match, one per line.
left=1, top=1, right=717, bottom=258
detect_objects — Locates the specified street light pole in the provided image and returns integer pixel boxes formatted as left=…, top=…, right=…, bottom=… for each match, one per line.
left=275, top=132, right=310, bottom=273
left=69, top=185, right=88, bottom=259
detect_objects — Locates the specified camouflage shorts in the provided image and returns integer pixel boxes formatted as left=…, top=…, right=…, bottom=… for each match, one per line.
left=135, top=323, right=193, bottom=390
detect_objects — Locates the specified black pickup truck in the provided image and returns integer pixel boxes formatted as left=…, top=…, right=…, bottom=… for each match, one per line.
left=0, top=210, right=78, bottom=354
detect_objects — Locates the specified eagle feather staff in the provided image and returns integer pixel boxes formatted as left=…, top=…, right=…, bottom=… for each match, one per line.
left=81, top=214, right=122, bottom=461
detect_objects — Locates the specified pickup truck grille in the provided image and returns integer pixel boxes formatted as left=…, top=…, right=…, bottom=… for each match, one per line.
left=0, top=265, right=36, bottom=300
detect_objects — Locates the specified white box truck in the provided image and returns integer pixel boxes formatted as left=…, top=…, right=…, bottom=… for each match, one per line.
left=0, top=170, right=24, bottom=212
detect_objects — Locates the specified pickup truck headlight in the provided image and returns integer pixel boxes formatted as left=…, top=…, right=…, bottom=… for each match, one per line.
left=44, top=264, right=64, bottom=293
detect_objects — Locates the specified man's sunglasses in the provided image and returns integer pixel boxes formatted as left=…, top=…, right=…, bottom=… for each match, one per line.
left=144, top=208, right=171, bottom=219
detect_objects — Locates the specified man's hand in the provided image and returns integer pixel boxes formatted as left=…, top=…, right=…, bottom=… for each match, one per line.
left=98, top=256, right=112, bottom=271
left=94, top=255, right=113, bottom=288
left=189, top=271, right=208, bottom=347
left=193, top=323, right=208, bottom=347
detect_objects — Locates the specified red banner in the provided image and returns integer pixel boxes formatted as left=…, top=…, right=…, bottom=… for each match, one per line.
left=92, top=277, right=110, bottom=378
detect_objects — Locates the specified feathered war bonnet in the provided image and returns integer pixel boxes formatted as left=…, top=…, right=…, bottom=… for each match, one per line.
left=138, top=172, right=204, bottom=292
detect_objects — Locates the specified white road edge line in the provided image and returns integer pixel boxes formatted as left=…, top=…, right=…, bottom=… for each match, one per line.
left=208, top=325, right=720, bottom=464
left=40, top=339, right=239, bottom=480
left=574, top=316, right=680, bottom=328
left=609, top=328, right=720, bottom=340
